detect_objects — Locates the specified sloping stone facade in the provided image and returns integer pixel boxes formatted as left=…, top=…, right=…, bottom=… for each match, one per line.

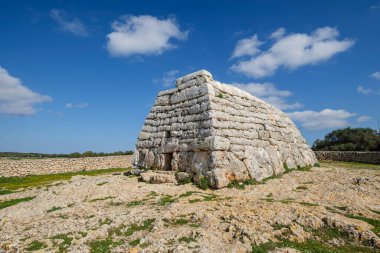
left=133, top=70, right=317, bottom=188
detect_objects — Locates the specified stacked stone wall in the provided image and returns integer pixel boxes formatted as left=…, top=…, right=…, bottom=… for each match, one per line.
left=204, top=81, right=317, bottom=187
left=0, top=155, right=131, bottom=177
left=315, top=151, right=380, bottom=164
left=133, top=73, right=216, bottom=172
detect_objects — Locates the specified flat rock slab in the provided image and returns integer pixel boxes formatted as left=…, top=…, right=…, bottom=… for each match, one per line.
left=140, top=171, right=177, bottom=184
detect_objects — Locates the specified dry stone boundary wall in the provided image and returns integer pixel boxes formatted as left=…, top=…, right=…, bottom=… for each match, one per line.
left=315, top=151, right=380, bottom=164
left=0, top=155, right=132, bottom=177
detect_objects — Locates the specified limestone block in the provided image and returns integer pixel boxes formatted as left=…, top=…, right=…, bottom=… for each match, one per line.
left=191, top=151, right=210, bottom=181
left=140, top=171, right=177, bottom=184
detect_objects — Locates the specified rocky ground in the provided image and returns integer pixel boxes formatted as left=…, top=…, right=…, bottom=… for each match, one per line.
left=1, top=162, right=380, bottom=253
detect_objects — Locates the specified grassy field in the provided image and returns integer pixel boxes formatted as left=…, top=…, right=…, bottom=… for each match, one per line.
left=320, top=161, right=380, bottom=170
left=0, top=168, right=129, bottom=192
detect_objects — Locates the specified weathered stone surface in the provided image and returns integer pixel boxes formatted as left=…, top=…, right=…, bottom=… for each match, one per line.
left=175, top=172, right=192, bottom=183
left=133, top=70, right=317, bottom=188
left=140, top=171, right=177, bottom=184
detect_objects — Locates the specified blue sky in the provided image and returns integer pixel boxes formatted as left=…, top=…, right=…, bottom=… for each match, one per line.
left=1, top=0, right=380, bottom=153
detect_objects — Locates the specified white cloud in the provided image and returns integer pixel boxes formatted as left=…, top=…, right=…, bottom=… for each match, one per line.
left=357, top=85, right=373, bottom=95
left=270, top=28, right=286, bottom=40
left=231, top=35, right=262, bottom=59
left=231, top=27, right=355, bottom=78
left=50, top=9, right=88, bottom=36
left=153, top=70, right=180, bottom=87
left=0, top=67, right=52, bottom=116
left=370, top=71, right=380, bottom=80
left=232, top=82, right=303, bottom=110
left=106, top=15, right=188, bottom=57
left=287, top=109, right=355, bottom=130
left=65, top=102, right=88, bottom=109
left=356, top=115, right=371, bottom=123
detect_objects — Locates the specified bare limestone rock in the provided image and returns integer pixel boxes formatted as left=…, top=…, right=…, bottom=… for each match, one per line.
left=133, top=70, right=317, bottom=188
left=140, top=171, right=177, bottom=184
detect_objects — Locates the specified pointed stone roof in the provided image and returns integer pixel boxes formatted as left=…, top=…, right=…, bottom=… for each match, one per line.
left=133, top=70, right=317, bottom=188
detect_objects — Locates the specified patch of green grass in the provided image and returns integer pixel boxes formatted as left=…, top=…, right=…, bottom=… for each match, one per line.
left=178, top=235, right=196, bottom=243
left=252, top=225, right=376, bottom=253
left=79, top=231, right=88, bottom=238
left=47, top=206, right=64, bottom=213
left=140, top=242, right=150, bottom=248
left=171, top=218, right=189, bottom=226
left=217, top=93, right=224, bottom=99
left=189, top=223, right=202, bottom=228
left=370, top=209, right=380, bottom=215
left=99, top=217, right=112, bottom=225
left=0, top=196, right=35, bottom=210
left=334, top=206, right=348, bottom=211
left=283, top=163, right=313, bottom=174
left=129, top=238, right=140, bottom=246
left=89, top=238, right=114, bottom=253
left=59, top=214, right=69, bottom=219
left=272, top=223, right=289, bottom=230
left=0, top=168, right=129, bottom=191
left=314, top=162, right=320, bottom=167
left=147, top=191, right=159, bottom=197
left=179, top=191, right=201, bottom=198
left=107, top=224, right=127, bottom=236
left=196, top=176, right=210, bottom=190
left=96, top=181, right=108, bottom=186
left=125, top=218, right=156, bottom=236
left=165, top=239, right=176, bottom=245
left=109, top=201, right=123, bottom=206
left=159, top=195, right=176, bottom=206
left=345, top=214, right=380, bottom=234
left=279, top=198, right=294, bottom=204
left=89, top=196, right=115, bottom=202
left=127, top=200, right=144, bottom=207
left=25, top=240, right=46, bottom=251
left=176, top=173, right=192, bottom=185
left=303, top=181, right=314, bottom=184
left=227, top=179, right=257, bottom=189
left=295, top=186, right=308, bottom=190
left=51, top=233, right=73, bottom=253
left=188, top=193, right=218, bottom=203
left=320, top=161, right=380, bottom=170
left=0, top=189, right=14, bottom=195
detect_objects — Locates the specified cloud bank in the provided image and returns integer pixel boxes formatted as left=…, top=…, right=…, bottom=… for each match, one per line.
left=107, top=15, right=188, bottom=57
left=287, top=109, right=355, bottom=130
left=0, top=67, right=52, bottom=116
left=231, top=27, right=354, bottom=78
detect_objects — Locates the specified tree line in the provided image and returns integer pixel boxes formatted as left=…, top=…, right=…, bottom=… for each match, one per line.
left=312, top=127, right=380, bottom=151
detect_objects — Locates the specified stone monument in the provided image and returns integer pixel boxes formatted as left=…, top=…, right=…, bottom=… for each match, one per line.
left=133, top=70, right=317, bottom=188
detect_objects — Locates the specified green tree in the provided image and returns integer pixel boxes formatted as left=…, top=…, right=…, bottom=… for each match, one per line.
left=313, top=127, right=380, bottom=151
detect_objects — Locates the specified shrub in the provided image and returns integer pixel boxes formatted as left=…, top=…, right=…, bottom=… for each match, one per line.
left=313, top=127, right=380, bottom=151
left=197, top=177, right=210, bottom=190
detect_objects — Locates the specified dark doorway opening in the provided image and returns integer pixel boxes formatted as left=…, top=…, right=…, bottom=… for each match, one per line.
left=164, top=153, right=173, bottom=170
